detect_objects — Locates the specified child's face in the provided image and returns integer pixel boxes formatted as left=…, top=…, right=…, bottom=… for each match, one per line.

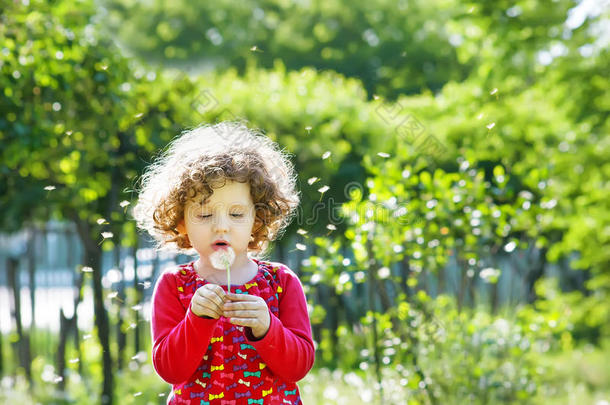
left=177, top=181, right=256, bottom=265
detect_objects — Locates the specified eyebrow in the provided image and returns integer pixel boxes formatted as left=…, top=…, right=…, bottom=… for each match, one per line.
left=198, top=200, right=249, bottom=208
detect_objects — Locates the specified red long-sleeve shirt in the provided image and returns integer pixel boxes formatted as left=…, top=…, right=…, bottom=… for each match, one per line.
left=151, top=258, right=315, bottom=404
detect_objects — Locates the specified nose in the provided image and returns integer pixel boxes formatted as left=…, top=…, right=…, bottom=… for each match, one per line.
left=212, top=212, right=230, bottom=234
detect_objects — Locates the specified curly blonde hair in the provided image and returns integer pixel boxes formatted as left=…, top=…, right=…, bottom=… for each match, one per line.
left=132, top=121, right=300, bottom=256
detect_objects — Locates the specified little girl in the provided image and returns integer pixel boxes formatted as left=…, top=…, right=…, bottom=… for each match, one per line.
left=133, top=122, right=314, bottom=404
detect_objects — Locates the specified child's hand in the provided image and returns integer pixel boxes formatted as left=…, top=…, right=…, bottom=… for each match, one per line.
left=190, top=284, right=227, bottom=319
left=223, top=293, right=271, bottom=339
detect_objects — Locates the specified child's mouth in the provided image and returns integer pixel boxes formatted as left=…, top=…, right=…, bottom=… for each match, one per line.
left=212, top=241, right=230, bottom=250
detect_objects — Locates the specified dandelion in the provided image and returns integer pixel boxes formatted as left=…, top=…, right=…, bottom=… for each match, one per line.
left=210, top=247, right=235, bottom=292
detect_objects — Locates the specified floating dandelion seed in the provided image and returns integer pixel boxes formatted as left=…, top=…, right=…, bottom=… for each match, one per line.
left=65, top=130, right=73, bottom=136
left=53, top=376, right=63, bottom=384
left=486, top=123, right=496, bottom=130
left=490, top=88, right=498, bottom=95
left=69, top=358, right=79, bottom=364
left=318, top=185, right=330, bottom=194
left=44, top=185, right=56, bottom=191
left=295, top=243, right=306, bottom=251
left=477, top=113, right=484, bottom=120
left=96, top=218, right=108, bottom=225
left=326, top=224, right=337, bottom=231
left=107, top=292, right=118, bottom=299
left=373, top=94, right=380, bottom=100
left=82, top=266, right=93, bottom=273
left=101, top=232, right=113, bottom=239
left=83, top=334, right=92, bottom=340
left=297, top=228, right=308, bottom=235
left=377, top=152, right=390, bottom=158
left=250, top=46, right=262, bottom=52
left=131, top=304, right=143, bottom=311
left=305, top=126, right=312, bottom=132
left=134, top=113, right=144, bottom=118
left=119, top=200, right=130, bottom=208
left=128, top=323, right=137, bottom=330
left=134, top=392, right=142, bottom=397
left=307, top=177, right=319, bottom=185
left=322, top=151, right=331, bottom=159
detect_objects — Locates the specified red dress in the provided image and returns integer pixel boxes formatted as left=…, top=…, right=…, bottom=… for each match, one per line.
left=151, top=258, right=315, bottom=404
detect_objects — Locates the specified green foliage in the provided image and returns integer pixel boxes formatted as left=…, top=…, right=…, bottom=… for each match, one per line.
left=2, top=0, right=609, bottom=404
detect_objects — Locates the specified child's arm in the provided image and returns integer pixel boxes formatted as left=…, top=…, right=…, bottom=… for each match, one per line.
left=151, top=271, right=219, bottom=384
left=243, top=266, right=315, bottom=383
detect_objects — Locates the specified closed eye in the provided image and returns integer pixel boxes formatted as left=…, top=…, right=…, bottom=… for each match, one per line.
left=231, top=213, right=243, bottom=217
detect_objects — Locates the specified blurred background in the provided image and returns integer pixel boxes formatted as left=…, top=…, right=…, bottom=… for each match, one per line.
left=1, top=0, right=609, bottom=404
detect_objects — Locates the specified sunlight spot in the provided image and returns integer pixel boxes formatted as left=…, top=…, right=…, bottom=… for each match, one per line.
left=323, top=386, right=339, bottom=400
left=504, top=241, right=517, bottom=252
left=377, top=267, right=391, bottom=279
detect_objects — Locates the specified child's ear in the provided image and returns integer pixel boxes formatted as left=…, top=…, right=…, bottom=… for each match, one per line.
left=176, top=219, right=187, bottom=234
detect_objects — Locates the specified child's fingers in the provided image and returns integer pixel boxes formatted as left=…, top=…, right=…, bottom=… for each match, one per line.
left=223, top=301, right=259, bottom=311
left=197, top=284, right=226, bottom=307
left=225, top=293, right=256, bottom=301
left=228, top=317, right=258, bottom=328
left=224, top=310, right=260, bottom=319
left=191, top=300, right=222, bottom=319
